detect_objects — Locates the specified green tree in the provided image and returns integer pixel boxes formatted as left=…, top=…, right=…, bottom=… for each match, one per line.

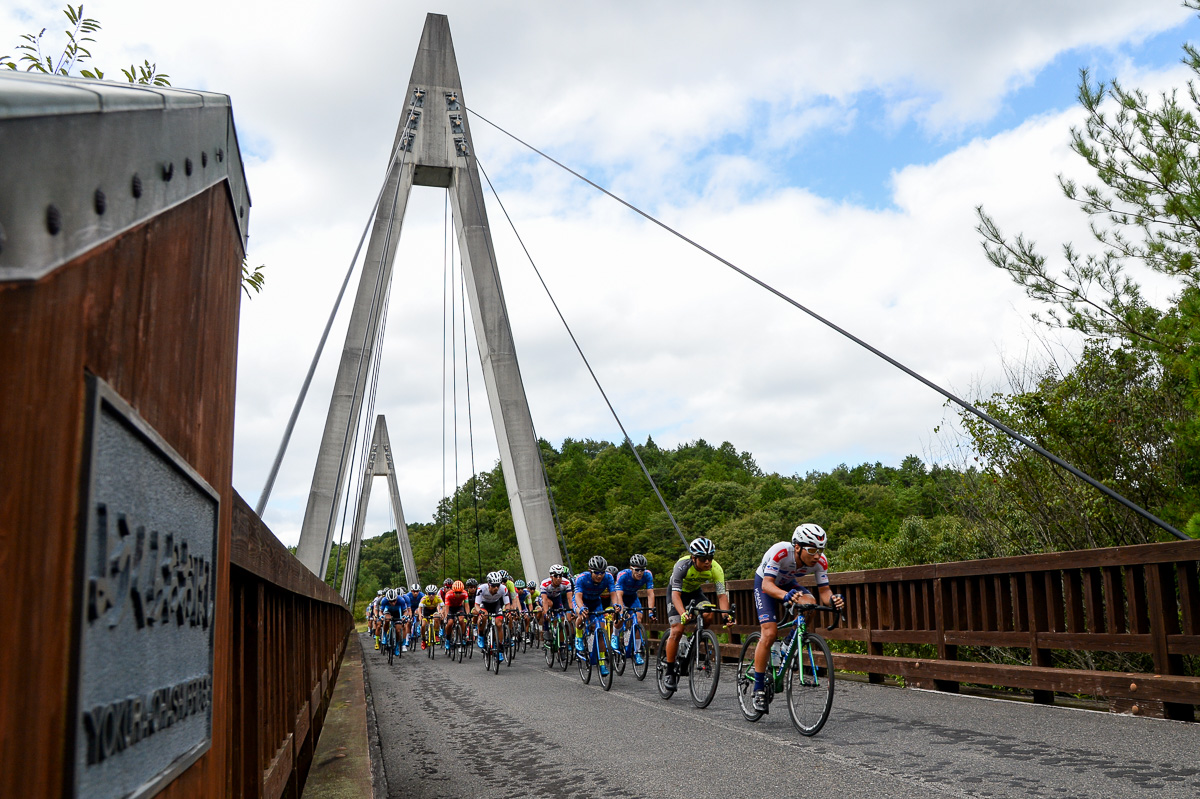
left=971, top=8, right=1200, bottom=548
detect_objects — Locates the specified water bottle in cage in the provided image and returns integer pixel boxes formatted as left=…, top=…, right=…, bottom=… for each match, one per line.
left=770, top=642, right=784, bottom=668
left=678, top=635, right=691, bottom=659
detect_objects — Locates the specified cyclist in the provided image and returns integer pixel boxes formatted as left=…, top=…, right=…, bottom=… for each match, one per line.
left=475, top=571, right=514, bottom=661
left=751, top=523, right=845, bottom=712
left=402, top=583, right=423, bottom=649
left=443, top=579, right=471, bottom=642
left=663, top=537, right=731, bottom=691
left=465, top=578, right=479, bottom=612
left=368, top=590, right=384, bottom=648
left=572, top=555, right=616, bottom=656
left=418, top=584, right=443, bottom=648
left=379, top=588, right=405, bottom=655
left=538, top=564, right=574, bottom=636
left=611, top=554, right=655, bottom=663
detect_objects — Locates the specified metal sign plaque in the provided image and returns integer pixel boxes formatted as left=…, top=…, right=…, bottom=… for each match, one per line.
left=71, top=376, right=218, bottom=799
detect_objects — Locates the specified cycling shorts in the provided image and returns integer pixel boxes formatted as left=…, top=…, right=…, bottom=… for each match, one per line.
left=618, top=594, right=642, bottom=610
left=668, top=590, right=709, bottom=624
left=446, top=605, right=468, bottom=618
left=576, top=597, right=608, bottom=615
left=480, top=600, right=504, bottom=616
left=753, top=573, right=811, bottom=624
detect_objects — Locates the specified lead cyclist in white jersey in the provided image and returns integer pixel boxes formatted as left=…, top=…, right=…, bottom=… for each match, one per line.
left=751, top=523, right=845, bottom=713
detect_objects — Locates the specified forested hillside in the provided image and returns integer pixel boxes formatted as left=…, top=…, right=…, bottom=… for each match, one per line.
left=332, top=440, right=1000, bottom=604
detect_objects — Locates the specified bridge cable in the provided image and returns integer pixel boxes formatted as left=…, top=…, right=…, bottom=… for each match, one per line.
left=334, top=245, right=394, bottom=595
left=451, top=198, right=462, bottom=580
left=458, top=263, right=483, bottom=582
left=330, top=147, right=408, bottom=588
left=466, top=109, right=1190, bottom=543
left=255, top=135, right=413, bottom=518
left=475, top=157, right=690, bottom=550
left=457, top=148, right=690, bottom=562
left=441, top=193, right=449, bottom=583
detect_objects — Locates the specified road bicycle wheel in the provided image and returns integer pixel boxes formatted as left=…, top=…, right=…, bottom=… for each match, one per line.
left=488, top=623, right=501, bottom=674
left=655, top=635, right=674, bottom=699
left=689, top=628, right=721, bottom=708
left=611, top=619, right=627, bottom=676
left=544, top=623, right=556, bottom=668
left=573, top=623, right=588, bottom=681
left=385, top=627, right=395, bottom=666
left=786, top=632, right=834, bottom=736
left=557, top=619, right=572, bottom=671
left=632, top=623, right=649, bottom=681
left=736, top=632, right=763, bottom=721
left=597, top=630, right=613, bottom=691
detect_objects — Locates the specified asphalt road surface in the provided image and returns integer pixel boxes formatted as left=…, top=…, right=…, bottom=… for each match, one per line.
left=359, top=633, right=1200, bottom=799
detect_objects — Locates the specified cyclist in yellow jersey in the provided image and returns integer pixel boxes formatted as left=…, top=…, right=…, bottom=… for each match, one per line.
left=418, top=585, right=443, bottom=649
left=663, top=537, right=731, bottom=691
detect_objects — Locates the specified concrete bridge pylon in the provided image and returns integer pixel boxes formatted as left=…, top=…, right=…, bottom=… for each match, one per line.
left=296, top=13, right=563, bottom=587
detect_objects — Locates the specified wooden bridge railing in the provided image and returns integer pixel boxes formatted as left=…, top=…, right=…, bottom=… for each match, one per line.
left=645, top=539, right=1200, bottom=720
left=230, top=495, right=353, bottom=799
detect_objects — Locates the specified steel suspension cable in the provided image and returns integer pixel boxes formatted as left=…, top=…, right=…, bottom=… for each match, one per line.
left=458, top=264, right=482, bottom=581
left=451, top=200, right=462, bottom=579
left=441, top=193, right=449, bottom=583
left=330, top=152, right=410, bottom=585
left=256, top=136, right=413, bottom=517
left=467, top=108, right=1189, bottom=543
left=475, top=158, right=689, bottom=548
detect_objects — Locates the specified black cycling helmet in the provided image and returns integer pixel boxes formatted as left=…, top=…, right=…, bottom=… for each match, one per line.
left=466, top=578, right=478, bottom=588
left=629, top=554, right=648, bottom=569
left=606, top=565, right=618, bottom=577
left=443, top=577, right=454, bottom=587
left=688, top=537, right=716, bottom=557
left=587, top=555, right=608, bottom=573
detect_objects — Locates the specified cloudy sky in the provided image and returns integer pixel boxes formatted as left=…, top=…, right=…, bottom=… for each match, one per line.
left=8, top=1, right=1199, bottom=546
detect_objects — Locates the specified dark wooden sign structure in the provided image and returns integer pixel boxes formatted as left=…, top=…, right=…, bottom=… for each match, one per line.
left=0, top=73, right=352, bottom=798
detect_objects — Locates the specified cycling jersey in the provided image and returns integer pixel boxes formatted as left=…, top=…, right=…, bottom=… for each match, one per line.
left=404, top=591, right=423, bottom=612
left=538, top=576, right=573, bottom=598
left=380, top=597, right=403, bottom=618
left=443, top=589, right=469, bottom=608
left=476, top=584, right=511, bottom=608
left=418, top=594, right=441, bottom=613
left=755, top=541, right=829, bottom=587
left=573, top=571, right=615, bottom=609
left=614, top=567, right=654, bottom=602
left=669, top=556, right=727, bottom=596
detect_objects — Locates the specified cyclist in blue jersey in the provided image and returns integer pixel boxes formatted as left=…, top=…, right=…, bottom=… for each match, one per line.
left=610, top=554, right=655, bottom=662
left=572, top=555, right=616, bottom=655
left=750, top=523, right=845, bottom=713
left=402, top=583, right=423, bottom=649
left=379, top=588, right=405, bottom=655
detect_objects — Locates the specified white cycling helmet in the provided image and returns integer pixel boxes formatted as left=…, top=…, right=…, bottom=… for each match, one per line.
left=377, top=589, right=385, bottom=596
left=549, top=564, right=567, bottom=577
left=410, top=582, right=421, bottom=592
left=486, top=571, right=503, bottom=586
left=792, top=523, right=828, bottom=550
left=385, top=588, right=398, bottom=601
left=424, top=584, right=438, bottom=593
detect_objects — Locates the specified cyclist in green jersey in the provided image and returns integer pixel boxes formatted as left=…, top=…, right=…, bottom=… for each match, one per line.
left=663, top=537, right=731, bottom=690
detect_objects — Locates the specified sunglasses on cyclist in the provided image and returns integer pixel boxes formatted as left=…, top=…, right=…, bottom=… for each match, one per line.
left=589, top=569, right=604, bottom=575
left=632, top=568, right=645, bottom=573
left=799, top=546, right=822, bottom=555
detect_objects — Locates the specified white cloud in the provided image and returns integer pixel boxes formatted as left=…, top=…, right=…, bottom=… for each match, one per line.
left=6, top=0, right=1196, bottom=545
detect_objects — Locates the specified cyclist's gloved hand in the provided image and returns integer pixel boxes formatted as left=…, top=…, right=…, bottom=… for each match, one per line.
left=678, top=611, right=690, bottom=626
left=784, top=589, right=801, bottom=604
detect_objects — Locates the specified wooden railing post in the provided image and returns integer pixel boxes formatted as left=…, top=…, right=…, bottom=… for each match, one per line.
left=1146, top=564, right=1193, bottom=721
left=1025, top=572, right=1054, bottom=705
left=933, top=577, right=958, bottom=693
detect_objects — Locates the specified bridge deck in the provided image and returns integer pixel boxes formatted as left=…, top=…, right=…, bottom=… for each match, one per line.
left=360, top=633, right=1200, bottom=798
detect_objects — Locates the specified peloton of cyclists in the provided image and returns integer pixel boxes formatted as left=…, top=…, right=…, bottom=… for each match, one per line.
left=572, top=555, right=616, bottom=658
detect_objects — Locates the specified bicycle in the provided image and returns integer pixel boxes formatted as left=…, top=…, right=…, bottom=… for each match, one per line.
left=542, top=610, right=575, bottom=671
left=611, top=607, right=652, bottom=681
left=481, top=611, right=506, bottom=674
left=425, top=615, right=440, bottom=659
left=576, top=607, right=614, bottom=690
left=381, top=615, right=401, bottom=666
left=655, top=599, right=735, bottom=707
left=735, top=603, right=841, bottom=736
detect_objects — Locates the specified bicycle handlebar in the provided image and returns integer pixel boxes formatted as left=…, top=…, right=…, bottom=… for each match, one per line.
left=787, top=602, right=843, bottom=631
